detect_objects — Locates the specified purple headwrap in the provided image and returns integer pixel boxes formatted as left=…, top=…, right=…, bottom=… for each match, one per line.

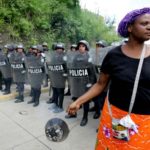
left=117, top=7, right=150, bottom=38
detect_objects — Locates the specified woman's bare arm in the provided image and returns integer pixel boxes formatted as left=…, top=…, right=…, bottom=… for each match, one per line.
left=67, top=72, right=110, bottom=114
left=76, top=72, right=110, bottom=105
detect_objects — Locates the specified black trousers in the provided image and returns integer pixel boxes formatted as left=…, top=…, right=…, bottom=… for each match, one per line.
left=31, top=87, right=41, bottom=102
left=0, top=71, right=2, bottom=90
left=16, top=82, right=24, bottom=96
left=4, top=78, right=12, bottom=92
left=52, top=87, right=64, bottom=109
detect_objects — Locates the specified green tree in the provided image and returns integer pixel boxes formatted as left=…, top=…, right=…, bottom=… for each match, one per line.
left=0, top=0, right=120, bottom=47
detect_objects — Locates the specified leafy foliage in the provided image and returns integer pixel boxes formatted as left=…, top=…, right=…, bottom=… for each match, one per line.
left=0, top=0, right=120, bottom=47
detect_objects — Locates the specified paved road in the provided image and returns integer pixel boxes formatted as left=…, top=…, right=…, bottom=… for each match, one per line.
left=0, top=86, right=99, bottom=150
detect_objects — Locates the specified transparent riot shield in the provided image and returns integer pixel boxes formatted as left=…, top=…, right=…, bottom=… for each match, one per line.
left=10, top=52, right=26, bottom=83
left=26, top=55, right=44, bottom=88
left=89, top=46, right=114, bottom=77
left=68, top=51, right=96, bottom=98
left=0, top=51, right=12, bottom=79
left=46, top=51, right=67, bottom=89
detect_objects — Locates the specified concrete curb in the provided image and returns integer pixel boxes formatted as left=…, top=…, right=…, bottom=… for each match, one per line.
left=0, top=87, right=49, bottom=101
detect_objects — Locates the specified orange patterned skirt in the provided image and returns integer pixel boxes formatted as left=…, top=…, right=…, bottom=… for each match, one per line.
left=95, top=97, right=150, bottom=150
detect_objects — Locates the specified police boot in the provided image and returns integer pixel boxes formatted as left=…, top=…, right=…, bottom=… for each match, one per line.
left=15, top=95, right=24, bottom=103
left=80, top=112, right=88, bottom=126
left=33, top=90, right=40, bottom=107
left=80, top=117, right=88, bottom=127
left=93, top=112, right=100, bottom=119
left=33, top=98, right=39, bottom=107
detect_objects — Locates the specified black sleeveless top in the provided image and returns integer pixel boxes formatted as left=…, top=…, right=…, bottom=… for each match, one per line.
left=101, top=45, right=150, bottom=114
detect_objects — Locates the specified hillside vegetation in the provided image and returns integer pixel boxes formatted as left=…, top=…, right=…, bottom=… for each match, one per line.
left=0, top=0, right=120, bottom=47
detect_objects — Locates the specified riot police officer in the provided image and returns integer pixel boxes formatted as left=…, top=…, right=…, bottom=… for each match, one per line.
left=0, top=44, right=13, bottom=95
left=0, top=46, right=3, bottom=90
left=89, top=40, right=108, bottom=119
left=40, top=43, right=49, bottom=88
left=96, top=40, right=107, bottom=48
left=26, top=46, right=33, bottom=57
left=26, top=45, right=44, bottom=107
left=46, top=43, right=67, bottom=113
left=64, top=44, right=77, bottom=96
left=70, top=44, right=77, bottom=51
left=90, top=41, right=114, bottom=122
left=10, top=44, right=26, bottom=103
left=65, top=40, right=96, bottom=126
left=42, top=42, right=49, bottom=52
left=46, top=43, right=57, bottom=104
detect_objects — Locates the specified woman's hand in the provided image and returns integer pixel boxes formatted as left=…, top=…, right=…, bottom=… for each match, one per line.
left=67, top=101, right=80, bottom=115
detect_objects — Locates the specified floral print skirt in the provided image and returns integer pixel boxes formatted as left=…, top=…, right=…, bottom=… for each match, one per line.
left=95, top=97, right=150, bottom=150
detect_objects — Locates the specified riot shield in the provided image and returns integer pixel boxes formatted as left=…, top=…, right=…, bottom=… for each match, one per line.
left=68, top=51, right=96, bottom=98
left=65, top=50, right=76, bottom=94
left=66, top=51, right=76, bottom=68
left=25, top=55, right=44, bottom=88
left=45, top=118, right=69, bottom=142
left=10, top=52, right=26, bottom=83
left=89, top=46, right=114, bottom=76
left=46, top=51, right=67, bottom=88
left=0, top=51, right=12, bottom=79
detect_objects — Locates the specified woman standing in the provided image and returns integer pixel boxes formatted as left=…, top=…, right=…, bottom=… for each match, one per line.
left=67, top=8, right=150, bottom=149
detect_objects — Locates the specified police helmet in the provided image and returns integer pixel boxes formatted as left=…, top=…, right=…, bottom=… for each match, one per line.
left=71, top=44, right=77, bottom=49
left=16, top=44, right=24, bottom=50
left=77, top=40, right=90, bottom=51
left=55, top=43, right=65, bottom=50
left=31, top=45, right=38, bottom=50
left=96, top=40, right=107, bottom=47
left=5, top=44, right=15, bottom=51
left=42, top=42, right=48, bottom=47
